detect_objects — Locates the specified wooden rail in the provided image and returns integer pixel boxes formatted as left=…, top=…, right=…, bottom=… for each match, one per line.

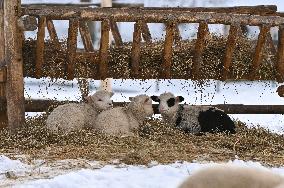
left=0, top=99, right=284, bottom=114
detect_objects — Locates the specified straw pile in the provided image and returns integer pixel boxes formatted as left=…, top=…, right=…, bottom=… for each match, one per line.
left=0, top=115, right=283, bottom=166
left=22, top=34, right=277, bottom=80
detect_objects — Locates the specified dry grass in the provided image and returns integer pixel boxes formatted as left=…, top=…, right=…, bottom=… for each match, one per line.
left=23, top=34, right=277, bottom=80
left=0, top=115, right=283, bottom=167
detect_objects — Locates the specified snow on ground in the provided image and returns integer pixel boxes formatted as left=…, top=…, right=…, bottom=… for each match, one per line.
left=1, top=154, right=284, bottom=188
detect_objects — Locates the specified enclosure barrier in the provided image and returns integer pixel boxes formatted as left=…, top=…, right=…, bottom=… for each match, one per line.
left=1, top=2, right=284, bottom=129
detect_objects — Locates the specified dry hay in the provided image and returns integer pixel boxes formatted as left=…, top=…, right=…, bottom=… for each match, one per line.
left=0, top=115, right=283, bottom=167
left=23, top=33, right=277, bottom=81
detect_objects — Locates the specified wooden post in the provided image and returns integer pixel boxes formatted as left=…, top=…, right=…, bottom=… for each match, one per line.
left=0, top=0, right=7, bottom=128
left=100, top=0, right=112, bottom=92
left=4, top=0, right=25, bottom=129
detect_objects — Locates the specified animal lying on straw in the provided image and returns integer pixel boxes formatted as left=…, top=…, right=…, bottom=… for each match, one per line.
left=94, top=94, right=154, bottom=136
left=151, top=92, right=236, bottom=134
left=46, top=90, right=114, bottom=133
left=178, top=164, right=284, bottom=188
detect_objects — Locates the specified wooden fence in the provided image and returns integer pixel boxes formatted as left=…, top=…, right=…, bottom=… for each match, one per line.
left=1, top=2, right=284, bottom=129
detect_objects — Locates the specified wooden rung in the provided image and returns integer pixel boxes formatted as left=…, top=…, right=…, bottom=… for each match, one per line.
left=35, top=16, right=46, bottom=78
left=46, top=19, right=61, bottom=50
left=67, top=18, right=79, bottom=80
left=192, top=22, right=208, bottom=79
left=277, top=24, right=284, bottom=82
left=79, top=21, right=94, bottom=52
left=222, top=24, right=240, bottom=80
left=174, top=24, right=182, bottom=43
left=162, top=22, right=175, bottom=79
left=266, top=31, right=276, bottom=55
left=251, top=25, right=270, bottom=80
left=131, top=20, right=142, bottom=77
left=141, top=22, right=152, bottom=43
left=99, top=19, right=110, bottom=80
left=110, top=20, right=123, bottom=46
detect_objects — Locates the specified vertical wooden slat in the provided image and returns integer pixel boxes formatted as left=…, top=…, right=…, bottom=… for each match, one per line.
left=174, top=24, right=182, bottom=43
left=46, top=19, right=61, bottom=50
left=110, top=20, right=123, bottom=46
left=0, top=0, right=7, bottom=128
left=266, top=31, right=276, bottom=56
left=222, top=24, right=240, bottom=80
left=67, top=18, right=79, bottom=80
left=276, top=24, right=284, bottom=82
left=141, top=22, right=152, bottom=44
left=35, top=16, right=46, bottom=78
left=162, top=22, right=175, bottom=79
left=4, top=0, right=25, bottom=129
left=0, top=0, right=3, bottom=68
left=131, top=20, right=142, bottom=77
left=192, top=22, right=208, bottom=79
left=79, top=21, right=94, bottom=52
left=250, top=25, right=270, bottom=80
left=99, top=19, right=110, bottom=80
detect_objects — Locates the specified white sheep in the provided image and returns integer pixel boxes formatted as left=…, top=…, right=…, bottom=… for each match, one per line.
left=46, top=90, right=114, bottom=133
left=151, top=92, right=236, bottom=134
left=178, top=164, right=284, bottom=188
left=94, top=94, right=154, bottom=136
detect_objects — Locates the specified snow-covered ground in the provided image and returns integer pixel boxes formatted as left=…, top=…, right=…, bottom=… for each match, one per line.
left=1, top=155, right=284, bottom=188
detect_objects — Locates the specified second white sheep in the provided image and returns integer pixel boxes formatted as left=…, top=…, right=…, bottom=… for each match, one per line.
left=94, top=94, right=154, bottom=136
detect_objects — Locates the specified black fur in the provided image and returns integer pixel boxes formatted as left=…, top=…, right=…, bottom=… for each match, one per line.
left=198, top=108, right=236, bottom=134
left=151, top=96, right=160, bottom=102
left=178, top=96, right=184, bottom=102
left=167, top=98, right=176, bottom=107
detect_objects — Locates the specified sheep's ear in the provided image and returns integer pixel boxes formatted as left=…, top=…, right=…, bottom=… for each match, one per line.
left=151, top=96, right=160, bottom=102
left=84, top=96, right=93, bottom=103
left=176, top=96, right=184, bottom=103
left=144, top=97, right=150, bottom=103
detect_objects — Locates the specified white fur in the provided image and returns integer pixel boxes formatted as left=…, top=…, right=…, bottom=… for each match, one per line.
left=46, top=90, right=114, bottom=133
left=178, top=164, right=284, bottom=188
left=94, top=94, right=154, bottom=136
left=154, top=92, right=211, bottom=133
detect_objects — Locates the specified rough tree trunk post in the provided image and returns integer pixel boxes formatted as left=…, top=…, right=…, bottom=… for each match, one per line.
left=4, top=0, right=25, bottom=130
left=100, top=0, right=112, bottom=92
left=0, top=0, right=7, bottom=128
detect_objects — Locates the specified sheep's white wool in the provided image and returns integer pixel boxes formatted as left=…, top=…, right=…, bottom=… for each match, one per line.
left=94, top=94, right=153, bottom=136
left=46, top=90, right=113, bottom=133
left=178, top=164, right=284, bottom=188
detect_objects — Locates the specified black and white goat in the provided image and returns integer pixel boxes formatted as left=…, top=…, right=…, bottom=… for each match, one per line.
left=151, top=92, right=236, bottom=134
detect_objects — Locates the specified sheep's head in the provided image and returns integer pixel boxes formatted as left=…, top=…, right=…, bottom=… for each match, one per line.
left=151, top=92, right=184, bottom=116
left=128, top=94, right=154, bottom=118
left=84, top=90, right=114, bottom=111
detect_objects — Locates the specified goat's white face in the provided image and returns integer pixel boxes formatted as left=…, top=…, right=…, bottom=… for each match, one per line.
left=151, top=93, right=184, bottom=116
left=86, top=90, right=114, bottom=111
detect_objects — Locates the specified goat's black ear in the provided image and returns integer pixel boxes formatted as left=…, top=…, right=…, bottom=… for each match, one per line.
left=177, top=96, right=184, bottom=102
left=151, top=96, right=160, bottom=102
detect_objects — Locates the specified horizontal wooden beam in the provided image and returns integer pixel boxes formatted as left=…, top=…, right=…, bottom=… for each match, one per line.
left=22, top=2, right=144, bottom=8
left=0, top=99, right=284, bottom=114
left=21, top=6, right=284, bottom=26
left=21, top=5, right=277, bottom=15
